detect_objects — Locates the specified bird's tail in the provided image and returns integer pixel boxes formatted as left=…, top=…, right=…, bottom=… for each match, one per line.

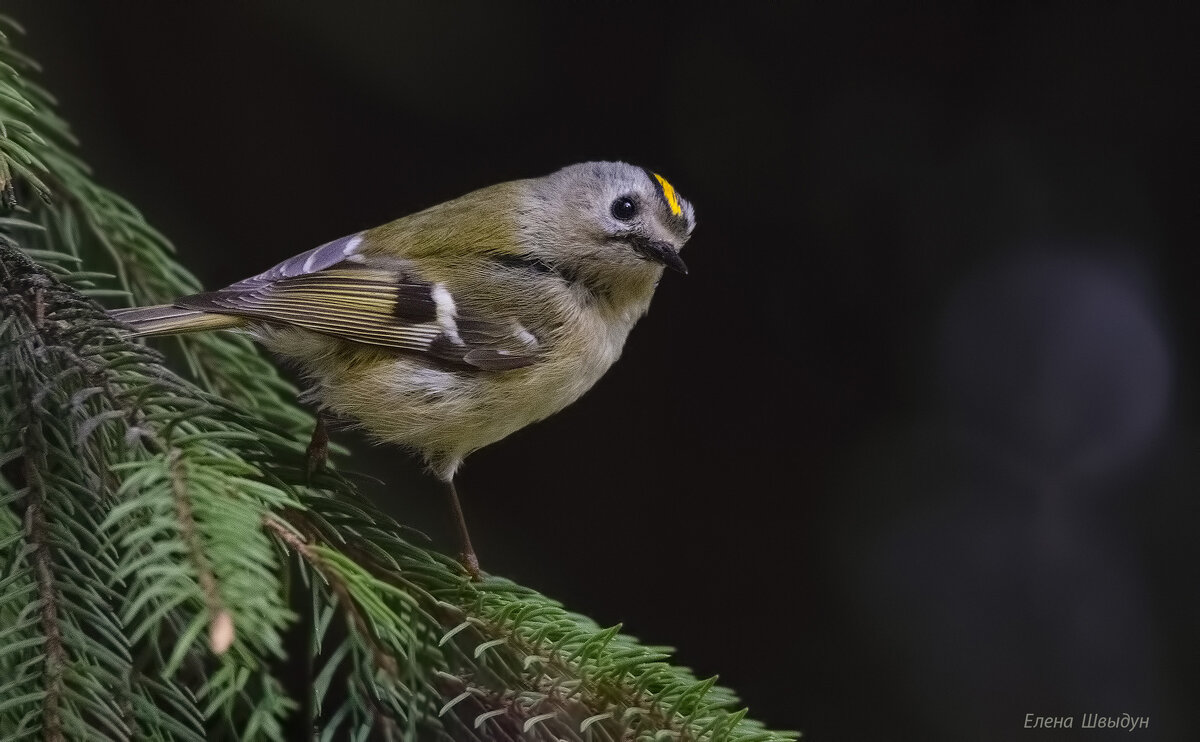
left=109, top=304, right=244, bottom=337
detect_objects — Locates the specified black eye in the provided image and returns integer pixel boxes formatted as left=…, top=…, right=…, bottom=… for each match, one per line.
left=610, top=196, right=637, bottom=221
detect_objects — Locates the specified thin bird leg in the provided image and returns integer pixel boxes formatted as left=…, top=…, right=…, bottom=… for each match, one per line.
left=444, top=478, right=481, bottom=579
left=305, top=413, right=330, bottom=479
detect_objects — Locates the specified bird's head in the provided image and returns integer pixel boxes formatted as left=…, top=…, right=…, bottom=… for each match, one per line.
left=523, top=161, right=695, bottom=298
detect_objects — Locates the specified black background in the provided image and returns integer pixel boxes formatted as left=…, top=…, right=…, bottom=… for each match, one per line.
left=8, top=2, right=1197, bottom=739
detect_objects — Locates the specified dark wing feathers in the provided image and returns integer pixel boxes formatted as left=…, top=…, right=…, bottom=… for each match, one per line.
left=175, top=235, right=539, bottom=371
left=229, top=232, right=366, bottom=287
left=462, top=348, right=539, bottom=371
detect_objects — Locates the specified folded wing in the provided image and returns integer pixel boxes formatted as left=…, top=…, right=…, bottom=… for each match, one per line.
left=176, top=234, right=539, bottom=371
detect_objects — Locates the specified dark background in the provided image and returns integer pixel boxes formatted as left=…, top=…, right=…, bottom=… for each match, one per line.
left=8, top=2, right=1197, bottom=739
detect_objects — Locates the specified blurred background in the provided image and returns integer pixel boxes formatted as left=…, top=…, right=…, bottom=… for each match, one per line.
left=6, top=2, right=1196, bottom=739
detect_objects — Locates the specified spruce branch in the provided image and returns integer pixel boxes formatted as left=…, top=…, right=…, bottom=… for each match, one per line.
left=0, top=15, right=797, bottom=742
left=168, top=447, right=234, bottom=656
left=24, top=421, right=65, bottom=742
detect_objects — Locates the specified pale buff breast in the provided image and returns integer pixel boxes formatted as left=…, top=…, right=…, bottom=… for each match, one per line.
left=263, top=295, right=642, bottom=476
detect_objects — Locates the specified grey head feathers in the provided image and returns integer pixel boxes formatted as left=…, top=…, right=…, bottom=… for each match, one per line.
left=519, top=161, right=695, bottom=289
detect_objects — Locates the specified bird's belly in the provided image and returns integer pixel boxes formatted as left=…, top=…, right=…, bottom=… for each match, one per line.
left=263, top=306, right=635, bottom=475
left=313, top=330, right=625, bottom=463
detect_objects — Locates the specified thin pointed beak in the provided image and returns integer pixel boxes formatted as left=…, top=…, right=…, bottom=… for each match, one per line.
left=636, top=239, right=689, bottom=275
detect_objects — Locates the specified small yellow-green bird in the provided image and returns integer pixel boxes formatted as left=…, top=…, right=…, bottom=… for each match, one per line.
left=112, top=161, right=695, bottom=577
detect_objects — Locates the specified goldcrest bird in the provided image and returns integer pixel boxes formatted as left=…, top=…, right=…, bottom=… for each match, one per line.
left=111, top=161, right=695, bottom=577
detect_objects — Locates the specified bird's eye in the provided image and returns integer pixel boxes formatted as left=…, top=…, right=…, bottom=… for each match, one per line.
left=610, top=196, right=637, bottom=221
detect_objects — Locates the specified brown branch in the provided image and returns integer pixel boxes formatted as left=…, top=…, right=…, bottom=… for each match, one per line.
left=263, top=513, right=399, bottom=678
left=264, top=512, right=411, bottom=736
left=168, top=448, right=233, bottom=654
left=23, top=421, right=65, bottom=742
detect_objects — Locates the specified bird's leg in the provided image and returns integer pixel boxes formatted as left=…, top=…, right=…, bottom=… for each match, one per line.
left=444, top=478, right=481, bottom=580
left=305, top=413, right=330, bottom=480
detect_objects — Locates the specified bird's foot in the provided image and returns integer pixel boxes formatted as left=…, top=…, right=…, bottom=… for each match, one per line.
left=304, top=415, right=330, bottom=482
left=458, top=550, right=482, bottom=581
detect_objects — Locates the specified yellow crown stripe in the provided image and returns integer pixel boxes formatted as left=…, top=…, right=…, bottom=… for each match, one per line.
left=653, top=173, right=683, bottom=217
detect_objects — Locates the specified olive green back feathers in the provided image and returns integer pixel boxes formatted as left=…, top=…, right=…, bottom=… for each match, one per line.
left=110, top=161, right=694, bottom=374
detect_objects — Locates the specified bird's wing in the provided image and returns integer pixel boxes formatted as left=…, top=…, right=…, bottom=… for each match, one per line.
left=175, top=233, right=539, bottom=371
